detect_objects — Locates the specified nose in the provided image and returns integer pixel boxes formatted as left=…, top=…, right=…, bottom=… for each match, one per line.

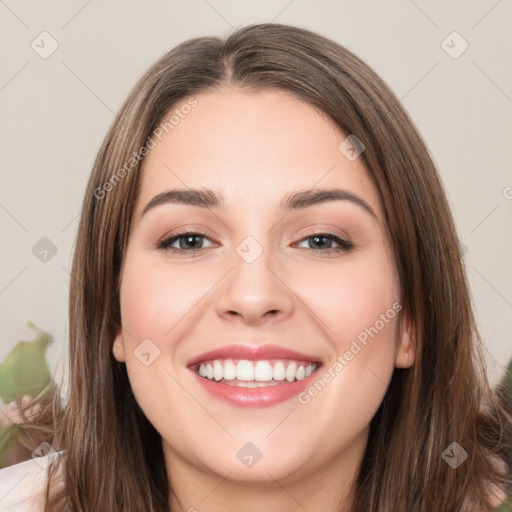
left=215, top=247, right=294, bottom=326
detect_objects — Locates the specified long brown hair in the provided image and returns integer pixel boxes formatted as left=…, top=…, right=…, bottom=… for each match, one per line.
left=43, top=23, right=512, bottom=511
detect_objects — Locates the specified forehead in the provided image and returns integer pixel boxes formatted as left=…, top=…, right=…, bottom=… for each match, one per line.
left=136, top=88, right=384, bottom=220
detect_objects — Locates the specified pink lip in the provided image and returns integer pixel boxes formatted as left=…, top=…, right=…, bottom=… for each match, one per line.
left=192, top=374, right=318, bottom=408
left=186, top=344, right=322, bottom=367
left=187, top=344, right=322, bottom=408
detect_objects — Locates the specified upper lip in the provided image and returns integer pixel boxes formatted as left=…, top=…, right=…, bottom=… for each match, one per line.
left=186, top=344, right=322, bottom=367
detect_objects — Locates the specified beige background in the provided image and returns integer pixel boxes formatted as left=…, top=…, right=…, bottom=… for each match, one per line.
left=0, top=0, right=511, bottom=404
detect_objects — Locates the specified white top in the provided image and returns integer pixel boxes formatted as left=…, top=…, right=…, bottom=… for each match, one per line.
left=0, top=450, right=65, bottom=511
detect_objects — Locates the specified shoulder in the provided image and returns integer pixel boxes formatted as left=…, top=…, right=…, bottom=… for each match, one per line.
left=0, top=449, right=65, bottom=511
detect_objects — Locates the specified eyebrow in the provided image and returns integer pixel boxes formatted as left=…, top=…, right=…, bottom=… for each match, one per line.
left=139, top=187, right=377, bottom=220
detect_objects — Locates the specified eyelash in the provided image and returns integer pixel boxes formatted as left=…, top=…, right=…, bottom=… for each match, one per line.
left=156, top=230, right=354, bottom=255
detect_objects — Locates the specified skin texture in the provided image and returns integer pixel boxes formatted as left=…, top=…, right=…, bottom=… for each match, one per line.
left=112, top=87, right=415, bottom=512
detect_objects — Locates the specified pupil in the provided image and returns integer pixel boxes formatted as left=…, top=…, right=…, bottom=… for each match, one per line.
left=182, top=235, right=201, bottom=249
left=312, top=235, right=331, bottom=249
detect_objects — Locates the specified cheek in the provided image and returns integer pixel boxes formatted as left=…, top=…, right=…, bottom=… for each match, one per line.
left=117, top=251, right=229, bottom=427
left=290, top=262, right=401, bottom=456
left=120, top=256, right=212, bottom=342
left=298, top=259, right=399, bottom=351
left=118, top=260, right=211, bottom=450
left=293, top=256, right=401, bottom=415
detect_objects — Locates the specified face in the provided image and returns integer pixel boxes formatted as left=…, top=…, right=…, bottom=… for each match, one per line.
left=112, top=88, right=414, bottom=488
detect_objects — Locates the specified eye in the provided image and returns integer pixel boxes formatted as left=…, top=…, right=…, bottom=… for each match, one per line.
left=157, top=230, right=354, bottom=254
left=295, top=232, right=353, bottom=253
left=157, top=231, right=216, bottom=253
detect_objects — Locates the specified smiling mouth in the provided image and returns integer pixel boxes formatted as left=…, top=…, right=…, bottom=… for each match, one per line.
left=191, top=358, right=320, bottom=387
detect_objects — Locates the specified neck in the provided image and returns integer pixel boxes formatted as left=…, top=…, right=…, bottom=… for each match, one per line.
left=163, top=430, right=367, bottom=512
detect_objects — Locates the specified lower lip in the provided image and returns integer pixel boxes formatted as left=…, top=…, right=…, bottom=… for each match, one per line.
left=191, top=370, right=319, bottom=408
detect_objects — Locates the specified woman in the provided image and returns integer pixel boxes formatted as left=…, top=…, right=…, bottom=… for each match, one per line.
left=1, top=22, right=510, bottom=511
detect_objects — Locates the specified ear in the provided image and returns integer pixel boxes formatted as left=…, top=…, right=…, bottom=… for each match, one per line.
left=395, top=308, right=415, bottom=368
left=112, top=326, right=126, bottom=363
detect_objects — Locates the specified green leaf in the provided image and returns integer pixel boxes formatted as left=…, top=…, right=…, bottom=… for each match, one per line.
left=0, top=322, right=54, bottom=403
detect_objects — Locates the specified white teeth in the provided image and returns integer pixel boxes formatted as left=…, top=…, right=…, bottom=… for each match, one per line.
left=236, top=381, right=258, bottom=388
left=196, top=359, right=318, bottom=384
left=213, top=360, right=223, bottom=381
left=236, top=360, right=254, bottom=381
left=272, top=361, right=286, bottom=381
left=223, top=360, right=237, bottom=380
left=254, top=361, right=273, bottom=381
left=225, top=380, right=281, bottom=388
left=285, top=362, right=297, bottom=382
